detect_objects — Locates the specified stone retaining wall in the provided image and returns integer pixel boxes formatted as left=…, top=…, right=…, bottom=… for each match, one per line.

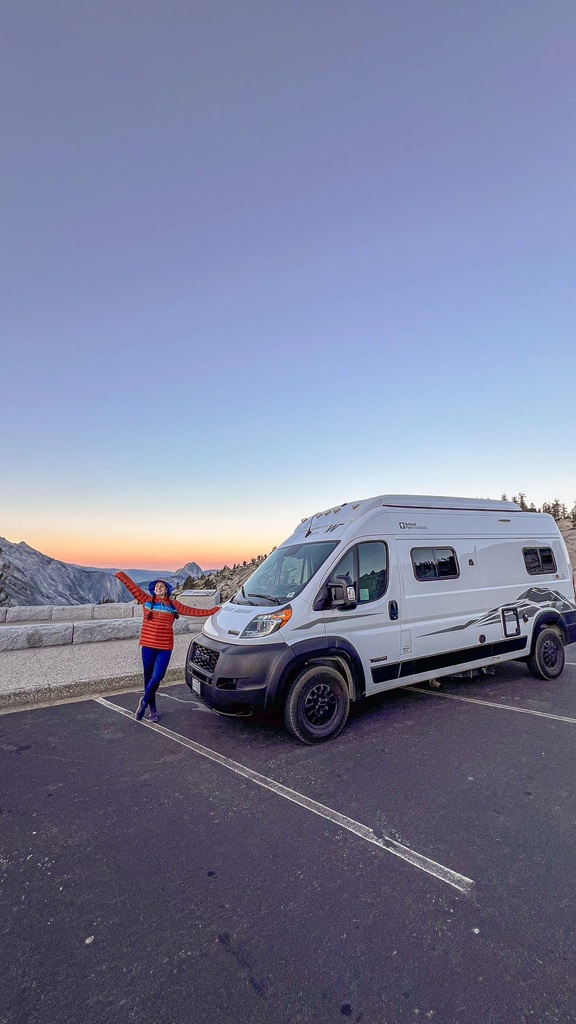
left=0, top=613, right=211, bottom=652
left=1, top=589, right=221, bottom=625
left=3, top=603, right=139, bottom=624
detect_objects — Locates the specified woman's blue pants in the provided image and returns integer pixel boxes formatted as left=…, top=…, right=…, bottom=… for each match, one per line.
left=141, top=647, right=172, bottom=708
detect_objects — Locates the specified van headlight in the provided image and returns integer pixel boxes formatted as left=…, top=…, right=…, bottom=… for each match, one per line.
left=241, top=606, right=292, bottom=638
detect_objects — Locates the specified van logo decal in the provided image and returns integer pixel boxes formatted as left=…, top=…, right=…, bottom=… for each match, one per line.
left=399, top=522, right=427, bottom=530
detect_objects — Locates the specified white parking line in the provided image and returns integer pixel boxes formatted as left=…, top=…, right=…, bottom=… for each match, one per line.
left=407, top=687, right=576, bottom=725
left=95, top=696, right=474, bottom=895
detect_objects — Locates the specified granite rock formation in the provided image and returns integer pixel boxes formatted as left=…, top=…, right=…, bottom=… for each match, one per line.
left=0, top=538, right=132, bottom=607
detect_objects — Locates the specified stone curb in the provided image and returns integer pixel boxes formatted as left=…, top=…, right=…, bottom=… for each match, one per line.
left=0, top=624, right=75, bottom=651
left=0, top=665, right=186, bottom=713
left=72, top=620, right=141, bottom=644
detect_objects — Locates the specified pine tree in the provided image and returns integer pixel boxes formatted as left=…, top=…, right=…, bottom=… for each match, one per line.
left=550, top=499, right=562, bottom=520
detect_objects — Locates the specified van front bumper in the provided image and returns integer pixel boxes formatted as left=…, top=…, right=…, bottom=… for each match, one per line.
left=184, top=634, right=295, bottom=711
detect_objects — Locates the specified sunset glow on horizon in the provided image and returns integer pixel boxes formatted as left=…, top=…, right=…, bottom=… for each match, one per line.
left=19, top=538, right=275, bottom=573
left=2, top=522, right=288, bottom=573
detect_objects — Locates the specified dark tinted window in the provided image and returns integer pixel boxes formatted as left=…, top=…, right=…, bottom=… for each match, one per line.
left=358, top=542, right=388, bottom=602
left=412, top=547, right=459, bottom=581
left=523, top=548, right=541, bottom=574
left=331, top=548, right=355, bottom=582
left=411, top=547, right=436, bottom=580
left=436, top=548, right=459, bottom=578
left=329, top=542, right=388, bottom=604
left=540, top=548, right=557, bottom=572
left=523, top=547, right=557, bottom=575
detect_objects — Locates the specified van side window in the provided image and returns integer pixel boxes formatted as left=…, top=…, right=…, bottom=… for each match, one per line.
left=358, top=542, right=388, bottom=602
left=523, top=547, right=557, bottom=575
left=411, top=547, right=459, bottom=581
left=329, top=543, right=388, bottom=604
left=330, top=547, right=355, bottom=583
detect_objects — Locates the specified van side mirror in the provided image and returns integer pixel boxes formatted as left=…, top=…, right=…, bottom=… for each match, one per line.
left=328, top=575, right=357, bottom=610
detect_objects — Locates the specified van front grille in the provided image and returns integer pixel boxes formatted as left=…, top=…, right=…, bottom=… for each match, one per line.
left=190, top=642, right=219, bottom=674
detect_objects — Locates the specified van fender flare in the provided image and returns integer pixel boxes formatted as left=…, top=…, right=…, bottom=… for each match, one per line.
left=529, top=611, right=567, bottom=651
left=276, top=637, right=366, bottom=705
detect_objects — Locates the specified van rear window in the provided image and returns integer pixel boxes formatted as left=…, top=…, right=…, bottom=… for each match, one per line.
left=411, top=547, right=459, bottom=581
left=523, top=547, right=557, bottom=575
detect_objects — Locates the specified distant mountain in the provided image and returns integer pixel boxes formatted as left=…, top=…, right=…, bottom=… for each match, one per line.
left=89, top=562, right=205, bottom=587
left=0, top=538, right=131, bottom=607
left=176, top=561, right=203, bottom=580
left=0, top=537, right=211, bottom=606
left=110, top=561, right=206, bottom=592
left=99, top=568, right=189, bottom=587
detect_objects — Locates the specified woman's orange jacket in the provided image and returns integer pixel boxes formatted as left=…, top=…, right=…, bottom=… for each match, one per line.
left=115, top=572, right=220, bottom=650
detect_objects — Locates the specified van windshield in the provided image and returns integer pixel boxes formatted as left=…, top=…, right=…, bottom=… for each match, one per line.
left=231, top=541, right=339, bottom=606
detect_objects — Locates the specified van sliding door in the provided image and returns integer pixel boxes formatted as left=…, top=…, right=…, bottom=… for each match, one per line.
left=396, top=539, right=488, bottom=681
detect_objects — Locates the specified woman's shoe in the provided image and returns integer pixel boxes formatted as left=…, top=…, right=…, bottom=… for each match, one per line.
left=148, top=709, right=159, bottom=723
left=135, top=697, right=147, bottom=720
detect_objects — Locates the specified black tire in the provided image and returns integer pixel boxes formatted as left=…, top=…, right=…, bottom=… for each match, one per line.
left=526, top=626, right=565, bottom=680
left=184, top=638, right=195, bottom=692
left=284, top=664, right=350, bottom=744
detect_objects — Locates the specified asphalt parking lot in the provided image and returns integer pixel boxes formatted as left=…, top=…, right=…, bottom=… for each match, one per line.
left=2, top=648, right=576, bottom=1024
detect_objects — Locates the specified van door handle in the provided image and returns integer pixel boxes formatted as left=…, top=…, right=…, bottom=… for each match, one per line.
left=388, top=600, right=398, bottom=620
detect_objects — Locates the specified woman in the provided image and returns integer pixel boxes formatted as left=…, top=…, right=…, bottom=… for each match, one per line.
left=115, top=572, right=220, bottom=722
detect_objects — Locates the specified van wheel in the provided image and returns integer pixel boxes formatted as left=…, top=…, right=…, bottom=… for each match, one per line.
left=284, top=665, right=350, bottom=744
left=527, top=627, right=565, bottom=680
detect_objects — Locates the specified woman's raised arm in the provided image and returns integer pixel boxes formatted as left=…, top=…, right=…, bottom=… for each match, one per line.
left=114, top=571, right=149, bottom=605
left=173, top=597, right=220, bottom=618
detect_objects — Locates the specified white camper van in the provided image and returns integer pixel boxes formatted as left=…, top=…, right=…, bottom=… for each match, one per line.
left=185, top=495, right=576, bottom=744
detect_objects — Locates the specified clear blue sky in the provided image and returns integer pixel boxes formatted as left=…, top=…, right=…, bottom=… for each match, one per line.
left=3, top=0, right=575, bottom=570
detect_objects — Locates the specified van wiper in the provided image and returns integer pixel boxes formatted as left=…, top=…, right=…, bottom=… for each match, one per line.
left=247, top=593, right=281, bottom=605
left=240, top=585, right=255, bottom=605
